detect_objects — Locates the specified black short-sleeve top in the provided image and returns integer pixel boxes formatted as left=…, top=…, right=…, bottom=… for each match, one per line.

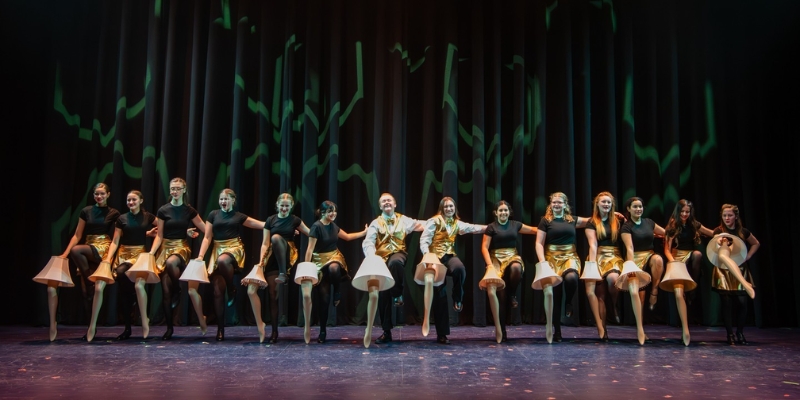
left=157, top=203, right=199, bottom=239
left=265, top=214, right=303, bottom=241
left=484, top=220, right=522, bottom=249
left=586, top=218, right=617, bottom=247
left=621, top=218, right=656, bottom=251
left=116, top=210, right=156, bottom=246
left=80, top=205, right=120, bottom=237
left=309, top=220, right=341, bottom=253
left=537, top=217, right=577, bottom=246
left=207, top=210, right=249, bottom=240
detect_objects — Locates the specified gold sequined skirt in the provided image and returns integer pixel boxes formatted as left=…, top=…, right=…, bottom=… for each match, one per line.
left=712, top=261, right=755, bottom=293
left=490, top=248, right=524, bottom=277
left=261, top=241, right=298, bottom=274
left=597, top=246, right=623, bottom=277
left=545, top=244, right=581, bottom=276
left=313, top=249, right=348, bottom=276
left=114, top=245, right=146, bottom=279
left=155, top=239, right=191, bottom=272
left=207, top=237, right=246, bottom=274
left=86, top=234, right=111, bottom=260
left=672, top=249, right=692, bottom=263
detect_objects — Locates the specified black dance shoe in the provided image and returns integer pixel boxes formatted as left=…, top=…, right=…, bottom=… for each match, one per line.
left=170, top=290, right=181, bottom=309
left=376, top=330, right=393, bottom=344
left=317, top=331, right=327, bottom=344
left=162, top=327, right=174, bottom=340
left=268, top=330, right=278, bottom=344
left=501, top=329, right=508, bottom=343
left=333, top=291, right=342, bottom=307
left=553, top=328, right=563, bottom=343
left=736, top=332, right=748, bottom=345
left=393, top=295, right=404, bottom=307
left=115, top=328, right=132, bottom=341
left=565, top=303, right=574, bottom=318
left=274, top=273, right=288, bottom=285
left=216, top=327, right=224, bottom=341
left=226, top=287, right=237, bottom=308
left=437, top=335, right=451, bottom=345
left=453, top=302, right=463, bottom=313
left=727, top=333, right=736, bottom=345
left=511, top=296, right=519, bottom=309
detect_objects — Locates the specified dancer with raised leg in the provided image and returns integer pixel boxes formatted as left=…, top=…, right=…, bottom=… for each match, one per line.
left=480, top=200, right=536, bottom=343
left=709, top=204, right=759, bottom=345
left=32, top=184, right=116, bottom=341
left=242, top=193, right=309, bottom=344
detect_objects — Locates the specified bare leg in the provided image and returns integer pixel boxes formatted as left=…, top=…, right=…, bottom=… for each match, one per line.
left=674, top=284, right=689, bottom=346
left=187, top=281, right=207, bottom=335
left=364, top=280, right=379, bottom=348
left=47, top=282, right=59, bottom=341
left=487, top=286, right=502, bottom=343
left=543, top=284, right=554, bottom=343
left=585, top=281, right=604, bottom=339
left=247, top=283, right=266, bottom=343
left=719, top=249, right=755, bottom=299
left=86, top=281, right=107, bottom=342
left=301, top=280, right=313, bottom=344
left=134, top=275, right=150, bottom=338
left=628, top=276, right=645, bottom=345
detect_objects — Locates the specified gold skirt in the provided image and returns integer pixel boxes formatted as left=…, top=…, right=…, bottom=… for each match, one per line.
left=545, top=244, right=581, bottom=276
left=86, top=234, right=111, bottom=260
left=672, top=249, right=692, bottom=263
left=313, top=249, right=349, bottom=277
left=630, top=250, right=655, bottom=291
left=712, top=262, right=755, bottom=293
left=115, top=245, right=146, bottom=279
left=490, top=248, right=524, bottom=277
left=260, top=241, right=299, bottom=274
left=155, top=239, right=191, bottom=272
left=597, top=246, right=623, bottom=277
left=208, top=237, right=246, bottom=274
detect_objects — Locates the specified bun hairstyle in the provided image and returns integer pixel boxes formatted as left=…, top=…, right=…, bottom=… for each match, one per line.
left=316, top=200, right=337, bottom=219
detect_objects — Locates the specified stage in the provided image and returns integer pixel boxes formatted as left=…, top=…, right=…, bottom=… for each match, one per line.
left=1, top=324, right=798, bottom=399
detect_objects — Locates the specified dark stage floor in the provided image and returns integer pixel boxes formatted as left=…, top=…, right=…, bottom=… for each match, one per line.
left=2, top=324, right=799, bottom=399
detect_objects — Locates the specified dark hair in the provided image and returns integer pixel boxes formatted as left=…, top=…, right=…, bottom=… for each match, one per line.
left=493, top=200, right=513, bottom=218
left=623, top=196, right=644, bottom=221
left=316, top=200, right=337, bottom=219
left=665, top=199, right=701, bottom=245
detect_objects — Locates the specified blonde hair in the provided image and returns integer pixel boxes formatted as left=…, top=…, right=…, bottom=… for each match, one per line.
left=544, top=192, right=574, bottom=223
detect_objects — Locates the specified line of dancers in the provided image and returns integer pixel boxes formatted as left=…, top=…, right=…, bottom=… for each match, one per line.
left=35, top=183, right=759, bottom=347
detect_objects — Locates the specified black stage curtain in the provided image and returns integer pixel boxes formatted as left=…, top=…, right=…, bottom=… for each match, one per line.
left=3, top=0, right=799, bottom=330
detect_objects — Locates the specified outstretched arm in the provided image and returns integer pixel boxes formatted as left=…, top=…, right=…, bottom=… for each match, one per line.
left=338, top=224, right=368, bottom=241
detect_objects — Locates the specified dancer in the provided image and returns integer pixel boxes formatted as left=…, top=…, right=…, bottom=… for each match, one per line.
left=242, top=192, right=309, bottom=344
left=711, top=204, right=759, bottom=345
left=149, top=177, right=206, bottom=340
left=480, top=200, right=537, bottom=342
left=618, top=196, right=666, bottom=344
left=663, top=199, right=714, bottom=346
left=584, top=191, right=624, bottom=342
left=303, top=200, right=367, bottom=343
left=196, top=188, right=265, bottom=341
left=34, top=183, right=119, bottom=341
left=418, top=197, right=485, bottom=343
left=100, top=190, right=157, bottom=341
left=362, top=193, right=424, bottom=344
left=535, top=192, right=600, bottom=343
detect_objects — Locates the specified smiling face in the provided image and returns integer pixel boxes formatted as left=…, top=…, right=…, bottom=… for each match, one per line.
left=628, top=200, right=644, bottom=220
left=93, top=187, right=109, bottom=206
left=679, top=205, right=691, bottom=223
left=550, top=195, right=566, bottom=216
left=277, top=199, right=293, bottom=217
left=323, top=207, right=337, bottom=223
left=597, top=195, right=613, bottom=216
left=495, top=204, right=510, bottom=224
left=379, top=193, right=396, bottom=216
left=126, top=192, right=143, bottom=213
left=442, top=200, right=456, bottom=219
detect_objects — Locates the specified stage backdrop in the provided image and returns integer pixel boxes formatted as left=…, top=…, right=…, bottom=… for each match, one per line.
left=4, top=0, right=799, bottom=330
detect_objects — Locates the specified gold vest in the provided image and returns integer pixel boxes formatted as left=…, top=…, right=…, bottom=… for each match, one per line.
left=429, top=215, right=459, bottom=258
left=375, top=213, right=409, bottom=259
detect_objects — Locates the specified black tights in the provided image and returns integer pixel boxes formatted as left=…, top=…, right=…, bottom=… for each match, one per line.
left=720, top=294, right=748, bottom=335
left=497, top=262, right=522, bottom=333
left=211, top=254, right=235, bottom=329
left=271, top=235, right=289, bottom=275
left=316, top=263, right=343, bottom=333
left=553, top=271, right=579, bottom=330
left=115, top=263, right=135, bottom=329
left=265, top=272, right=281, bottom=332
left=69, top=244, right=100, bottom=299
left=160, top=255, right=185, bottom=329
